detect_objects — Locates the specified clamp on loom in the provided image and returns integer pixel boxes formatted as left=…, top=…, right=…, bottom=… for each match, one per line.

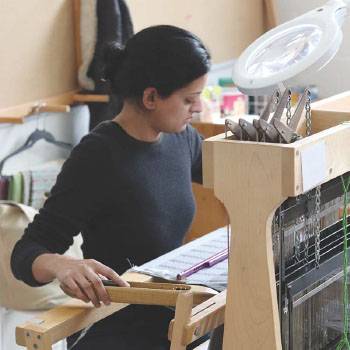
left=225, top=88, right=310, bottom=144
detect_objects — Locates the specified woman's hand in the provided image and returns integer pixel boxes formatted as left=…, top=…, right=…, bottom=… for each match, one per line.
left=32, top=254, right=129, bottom=307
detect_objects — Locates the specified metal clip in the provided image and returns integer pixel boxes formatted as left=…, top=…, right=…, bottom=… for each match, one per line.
left=273, top=119, right=301, bottom=143
left=239, top=118, right=259, bottom=141
left=259, top=119, right=279, bottom=142
left=270, top=89, right=291, bottom=123
left=225, top=119, right=244, bottom=139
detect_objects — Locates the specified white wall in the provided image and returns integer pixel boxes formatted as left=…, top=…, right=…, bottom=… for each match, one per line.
left=277, top=0, right=350, bottom=99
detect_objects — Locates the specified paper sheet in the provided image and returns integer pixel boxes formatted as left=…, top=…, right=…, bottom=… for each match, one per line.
left=131, top=227, right=229, bottom=291
left=301, top=141, right=327, bottom=192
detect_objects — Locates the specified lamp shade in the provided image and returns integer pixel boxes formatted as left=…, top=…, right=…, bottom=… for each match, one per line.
left=233, top=0, right=348, bottom=95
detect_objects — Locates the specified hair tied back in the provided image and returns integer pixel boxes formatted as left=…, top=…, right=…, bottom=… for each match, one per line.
left=103, top=41, right=126, bottom=82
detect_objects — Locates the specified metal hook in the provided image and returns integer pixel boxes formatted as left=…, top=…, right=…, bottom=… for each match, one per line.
left=32, top=101, right=49, bottom=130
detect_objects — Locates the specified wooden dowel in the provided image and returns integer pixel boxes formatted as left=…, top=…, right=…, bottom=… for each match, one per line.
left=37, top=104, right=71, bottom=113
left=73, top=94, right=110, bottom=103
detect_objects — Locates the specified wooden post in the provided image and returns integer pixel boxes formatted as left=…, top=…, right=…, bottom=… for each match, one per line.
left=207, top=140, right=286, bottom=349
left=170, top=292, right=193, bottom=350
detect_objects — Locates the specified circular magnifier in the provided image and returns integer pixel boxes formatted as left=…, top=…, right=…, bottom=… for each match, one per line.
left=233, top=0, right=348, bottom=95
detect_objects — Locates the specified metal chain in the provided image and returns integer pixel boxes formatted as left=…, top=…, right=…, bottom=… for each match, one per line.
left=276, top=208, right=287, bottom=320
left=304, top=192, right=312, bottom=263
left=305, top=90, right=312, bottom=136
left=294, top=228, right=301, bottom=261
left=273, top=90, right=280, bottom=112
left=286, top=91, right=292, bottom=126
left=294, top=215, right=304, bottom=261
left=314, top=185, right=322, bottom=268
left=301, top=90, right=314, bottom=263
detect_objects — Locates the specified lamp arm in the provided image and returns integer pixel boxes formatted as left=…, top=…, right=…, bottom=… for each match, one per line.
left=325, top=0, right=349, bottom=22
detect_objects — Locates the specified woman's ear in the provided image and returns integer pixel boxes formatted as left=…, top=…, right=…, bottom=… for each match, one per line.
left=142, top=87, right=158, bottom=110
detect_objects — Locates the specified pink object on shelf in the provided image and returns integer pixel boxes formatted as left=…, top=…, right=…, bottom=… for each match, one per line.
left=221, top=92, right=247, bottom=115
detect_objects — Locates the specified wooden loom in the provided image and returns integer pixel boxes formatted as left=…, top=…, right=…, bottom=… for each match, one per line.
left=202, top=91, right=350, bottom=349
left=15, top=91, right=350, bottom=350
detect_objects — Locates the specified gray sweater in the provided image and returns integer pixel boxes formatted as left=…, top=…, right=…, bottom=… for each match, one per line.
left=11, top=121, right=203, bottom=287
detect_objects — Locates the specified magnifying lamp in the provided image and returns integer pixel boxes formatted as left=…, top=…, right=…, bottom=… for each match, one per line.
left=233, top=0, right=349, bottom=95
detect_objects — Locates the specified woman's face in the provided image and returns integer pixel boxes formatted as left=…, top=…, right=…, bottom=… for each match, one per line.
left=149, top=74, right=208, bottom=133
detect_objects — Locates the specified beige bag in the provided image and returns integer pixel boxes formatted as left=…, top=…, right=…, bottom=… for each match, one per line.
left=0, top=201, right=83, bottom=310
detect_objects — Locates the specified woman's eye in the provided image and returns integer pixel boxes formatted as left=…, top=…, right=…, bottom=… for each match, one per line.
left=185, top=98, right=194, bottom=104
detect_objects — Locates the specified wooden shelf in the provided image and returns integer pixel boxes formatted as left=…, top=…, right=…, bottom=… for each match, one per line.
left=0, top=91, right=111, bottom=124
left=0, top=90, right=77, bottom=124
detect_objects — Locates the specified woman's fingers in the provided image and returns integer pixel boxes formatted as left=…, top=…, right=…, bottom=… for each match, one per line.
left=60, top=279, right=90, bottom=303
left=82, top=272, right=112, bottom=306
left=56, top=258, right=129, bottom=307
left=92, top=260, right=130, bottom=287
left=75, top=274, right=103, bottom=307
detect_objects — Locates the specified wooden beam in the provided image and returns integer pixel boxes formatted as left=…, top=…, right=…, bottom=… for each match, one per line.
left=17, top=301, right=125, bottom=347
left=312, top=91, right=350, bottom=111
left=311, top=91, right=350, bottom=133
left=203, top=123, right=350, bottom=198
left=73, top=94, right=110, bottom=103
left=24, top=325, right=53, bottom=350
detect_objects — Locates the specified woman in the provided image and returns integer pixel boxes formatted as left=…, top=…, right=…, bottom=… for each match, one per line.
left=11, top=25, right=211, bottom=349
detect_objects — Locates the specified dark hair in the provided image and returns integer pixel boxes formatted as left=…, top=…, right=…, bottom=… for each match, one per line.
left=103, top=25, right=211, bottom=100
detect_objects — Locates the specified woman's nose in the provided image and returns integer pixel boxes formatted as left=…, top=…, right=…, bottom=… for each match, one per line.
left=190, top=99, right=203, bottom=113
